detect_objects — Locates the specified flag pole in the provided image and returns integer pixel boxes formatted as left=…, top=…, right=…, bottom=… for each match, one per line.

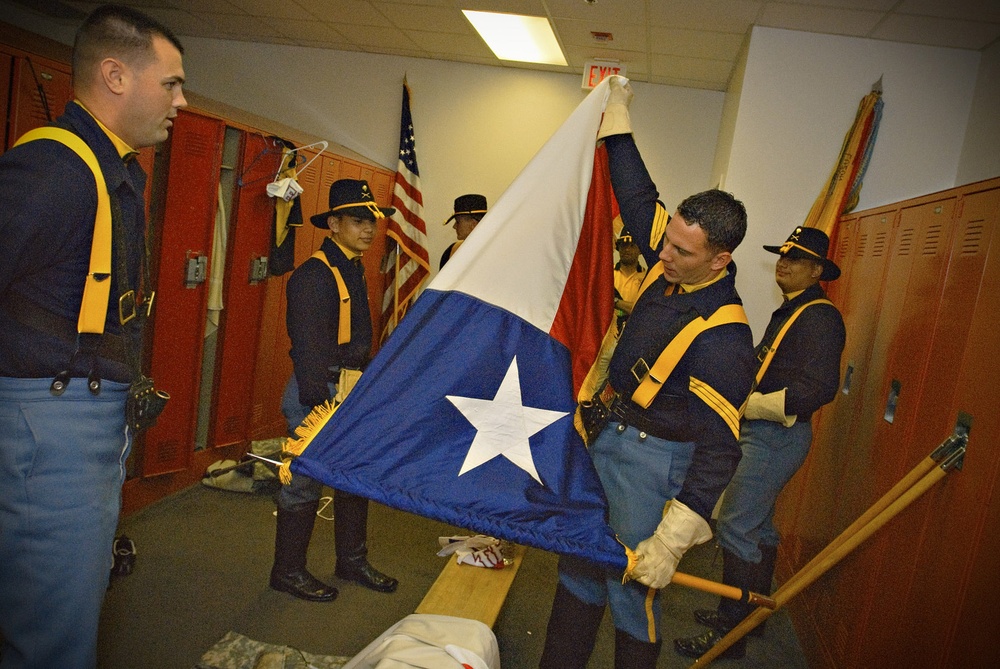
left=672, top=572, right=776, bottom=609
left=690, top=431, right=968, bottom=666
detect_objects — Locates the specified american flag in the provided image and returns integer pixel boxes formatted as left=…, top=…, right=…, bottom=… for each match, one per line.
left=381, top=80, right=430, bottom=342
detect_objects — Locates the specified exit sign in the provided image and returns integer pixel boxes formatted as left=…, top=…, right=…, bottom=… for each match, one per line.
left=582, top=60, right=626, bottom=90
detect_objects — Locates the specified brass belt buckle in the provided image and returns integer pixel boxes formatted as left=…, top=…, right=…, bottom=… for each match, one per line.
left=756, top=346, right=770, bottom=363
left=118, top=290, right=137, bottom=325
left=631, top=357, right=650, bottom=383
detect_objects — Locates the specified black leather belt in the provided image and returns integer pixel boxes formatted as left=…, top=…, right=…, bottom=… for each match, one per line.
left=2, top=293, right=132, bottom=366
left=608, top=395, right=685, bottom=442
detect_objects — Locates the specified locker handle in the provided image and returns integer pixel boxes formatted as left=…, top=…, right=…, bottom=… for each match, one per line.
left=185, top=253, right=207, bottom=288
left=841, top=362, right=854, bottom=395
left=883, top=379, right=901, bottom=423
left=249, top=256, right=269, bottom=284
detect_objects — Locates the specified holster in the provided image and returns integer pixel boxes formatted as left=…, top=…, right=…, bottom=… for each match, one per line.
left=126, top=375, right=169, bottom=432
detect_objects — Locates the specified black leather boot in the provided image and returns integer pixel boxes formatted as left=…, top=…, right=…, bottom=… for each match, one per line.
left=333, top=491, right=398, bottom=593
left=676, top=548, right=755, bottom=658
left=269, top=503, right=338, bottom=602
left=614, top=628, right=662, bottom=669
left=538, top=582, right=605, bottom=669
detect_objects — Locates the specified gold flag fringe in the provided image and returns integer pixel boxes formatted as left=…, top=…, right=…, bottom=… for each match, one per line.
left=278, top=400, right=340, bottom=485
left=617, top=535, right=640, bottom=584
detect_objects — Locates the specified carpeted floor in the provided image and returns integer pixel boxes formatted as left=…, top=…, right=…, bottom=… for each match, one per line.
left=96, top=483, right=807, bottom=668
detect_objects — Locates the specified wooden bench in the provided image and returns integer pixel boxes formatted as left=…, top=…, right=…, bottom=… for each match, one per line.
left=415, top=543, right=526, bottom=627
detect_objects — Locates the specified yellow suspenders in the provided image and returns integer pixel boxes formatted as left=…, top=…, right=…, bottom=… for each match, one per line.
left=14, top=127, right=111, bottom=335
left=310, top=250, right=351, bottom=345
left=631, top=304, right=748, bottom=408
left=754, top=299, right=833, bottom=385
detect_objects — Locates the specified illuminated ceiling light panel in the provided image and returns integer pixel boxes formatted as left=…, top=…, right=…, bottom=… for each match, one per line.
left=463, top=10, right=567, bottom=66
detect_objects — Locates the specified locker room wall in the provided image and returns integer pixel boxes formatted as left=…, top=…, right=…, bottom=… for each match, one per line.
left=774, top=177, right=1000, bottom=668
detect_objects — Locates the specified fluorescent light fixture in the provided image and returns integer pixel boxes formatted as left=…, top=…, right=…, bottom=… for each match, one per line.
left=463, top=10, right=567, bottom=66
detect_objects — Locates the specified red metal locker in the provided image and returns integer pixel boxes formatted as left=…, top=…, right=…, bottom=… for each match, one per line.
left=6, top=55, right=72, bottom=149
left=208, top=132, right=283, bottom=448
left=831, top=194, right=957, bottom=666
left=142, top=110, right=225, bottom=476
left=871, top=185, right=999, bottom=667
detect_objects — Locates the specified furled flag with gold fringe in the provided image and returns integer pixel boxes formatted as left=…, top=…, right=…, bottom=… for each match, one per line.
left=381, top=79, right=431, bottom=343
left=803, top=77, right=884, bottom=236
left=287, top=78, right=628, bottom=569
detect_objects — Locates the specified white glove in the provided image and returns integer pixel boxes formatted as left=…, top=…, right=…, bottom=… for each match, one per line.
left=598, top=76, right=633, bottom=139
left=627, top=500, right=712, bottom=589
left=743, top=388, right=796, bottom=427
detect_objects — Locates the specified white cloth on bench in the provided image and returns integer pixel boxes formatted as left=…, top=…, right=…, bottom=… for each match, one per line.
left=342, top=613, right=499, bottom=669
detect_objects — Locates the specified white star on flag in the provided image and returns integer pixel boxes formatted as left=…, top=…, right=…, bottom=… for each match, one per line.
left=446, top=356, right=568, bottom=485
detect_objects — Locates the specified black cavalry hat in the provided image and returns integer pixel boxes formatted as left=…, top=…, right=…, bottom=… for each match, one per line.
left=310, top=178, right=395, bottom=228
left=763, top=226, right=841, bottom=281
left=443, top=193, right=488, bottom=225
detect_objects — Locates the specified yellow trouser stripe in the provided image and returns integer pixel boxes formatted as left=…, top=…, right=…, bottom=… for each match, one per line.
left=644, top=586, right=658, bottom=642
left=690, top=376, right=741, bottom=440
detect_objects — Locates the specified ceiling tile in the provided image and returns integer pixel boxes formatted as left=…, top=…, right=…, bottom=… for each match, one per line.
left=302, top=0, right=393, bottom=27
left=381, top=3, right=471, bottom=34
left=405, top=29, right=496, bottom=58
left=553, top=19, right=647, bottom=51
left=651, top=28, right=746, bottom=61
left=273, top=19, right=347, bottom=44
left=896, top=0, right=1000, bottom=24
left=545, top=0, right=646, bottom=22
left=648, top=0, right=763, bottom=33
left=650, top=52, right=733, bottom=83
left=872, top=13, right=1000, bottom=50
left=758, top=2, right=883, bottom=37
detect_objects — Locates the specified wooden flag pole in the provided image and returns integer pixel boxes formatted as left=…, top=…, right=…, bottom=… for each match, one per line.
left=672, top=572, right=776, bottom=609
left=691, top=433, right=967, bottom=667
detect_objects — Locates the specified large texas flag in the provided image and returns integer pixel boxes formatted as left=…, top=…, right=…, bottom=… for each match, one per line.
left=293, top=77, right=628, bottom=570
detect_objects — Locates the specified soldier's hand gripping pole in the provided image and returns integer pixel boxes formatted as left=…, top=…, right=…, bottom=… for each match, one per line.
left=690, top=428, right=968, bottom=667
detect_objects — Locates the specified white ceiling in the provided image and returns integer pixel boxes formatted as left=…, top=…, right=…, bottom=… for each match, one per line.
left=18, top=0, right=1000, bottom=91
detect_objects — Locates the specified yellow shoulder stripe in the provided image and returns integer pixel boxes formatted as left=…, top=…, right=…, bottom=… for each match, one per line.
left=689, top=376, right=741, bottom=441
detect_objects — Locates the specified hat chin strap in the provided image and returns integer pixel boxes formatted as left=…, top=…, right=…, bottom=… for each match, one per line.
left=332, top=201, right=385, bottom=219
left=779, top=240, right=821, bottom=258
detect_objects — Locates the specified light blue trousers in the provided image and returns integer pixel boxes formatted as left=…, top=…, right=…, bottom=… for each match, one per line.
left=717, top=419, right=812, bottom=563
left=558, top=422, right=694, bottom=643
left=0, top=377, right=130, bottom=669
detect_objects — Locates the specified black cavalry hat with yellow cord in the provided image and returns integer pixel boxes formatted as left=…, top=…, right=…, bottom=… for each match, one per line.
left=763, top=226, right=841, bottom=281
left=443, top=193, right=488, bottom=225
left=310, top=178, right=395, bottom=228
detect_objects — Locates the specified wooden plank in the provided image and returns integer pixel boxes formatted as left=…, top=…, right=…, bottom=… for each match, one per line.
left=415, top=544, right=526, bottom=627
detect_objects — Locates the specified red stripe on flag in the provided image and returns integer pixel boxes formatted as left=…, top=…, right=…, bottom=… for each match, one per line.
left=550, top=144, right=617, bottom=396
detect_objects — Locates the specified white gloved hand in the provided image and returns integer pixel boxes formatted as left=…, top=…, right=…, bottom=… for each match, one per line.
left=743, top=388, right=796, bottom=427
left=597, top=75, right=634, bottom=139
left=627, top=500, right=712, bottom=589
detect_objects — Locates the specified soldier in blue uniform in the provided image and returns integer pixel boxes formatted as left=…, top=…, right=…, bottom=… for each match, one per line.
left=269, top=179, right=399, bottom=602
left=0, top=6, right=186, bottom=668
left=674, top=226, right=846, bottom=660
left=539, top=77, right=756, bottom=669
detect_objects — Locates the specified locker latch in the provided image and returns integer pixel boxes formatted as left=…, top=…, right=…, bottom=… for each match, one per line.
left=249, top=256, right=269, bottom=284
left=185, top=253, right=207, bottom=288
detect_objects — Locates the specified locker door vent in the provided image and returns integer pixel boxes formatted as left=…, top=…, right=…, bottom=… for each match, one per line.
left=154, top=439, right=180, bottom=464
left=960, top=221, right=985, bottom=257
left=921, top=222, right=944, bottom=256
left=855, top=232, right=868, bottom=257
left=836, top=234, right=851, bottom=261
left=183, top=133, right=214, bottom=159
left=896, top=226, right=915, bottom=256
left=872, top=230, right=888, bottom=258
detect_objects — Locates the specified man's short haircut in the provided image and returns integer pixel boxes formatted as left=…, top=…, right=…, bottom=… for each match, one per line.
left=677, top=189, right=747, bottom=253
left=73, top=4, right=183, bottom=82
